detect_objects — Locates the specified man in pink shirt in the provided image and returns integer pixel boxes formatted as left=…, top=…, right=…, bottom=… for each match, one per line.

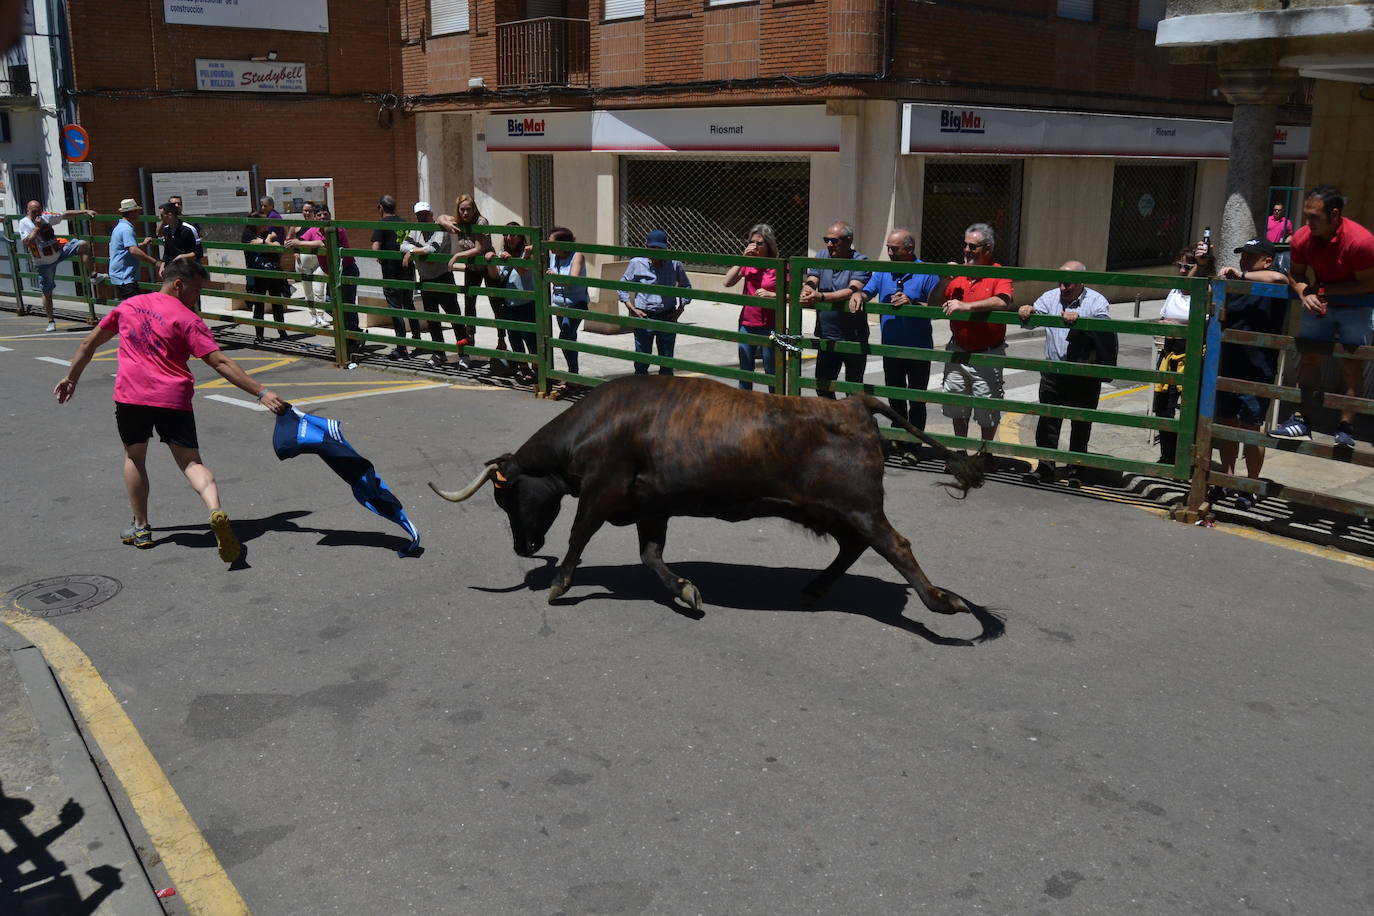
left=54, top=259, right=288, bottom=562
left=1265, top=202, right=1292, bottom=245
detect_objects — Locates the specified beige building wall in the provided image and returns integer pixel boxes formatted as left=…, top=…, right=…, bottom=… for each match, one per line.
left=1308, top=80, right=1374, bottom=219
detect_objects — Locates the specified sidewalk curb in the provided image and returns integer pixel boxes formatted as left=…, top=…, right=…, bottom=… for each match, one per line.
left=5, top=639, right=167, bottom=915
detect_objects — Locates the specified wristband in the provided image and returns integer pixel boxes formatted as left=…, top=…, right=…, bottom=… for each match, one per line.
left=256, top=390, right=266, bottom=401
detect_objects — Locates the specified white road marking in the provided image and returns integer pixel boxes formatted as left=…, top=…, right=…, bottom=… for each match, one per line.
left=35, top=356, right=71, bottom=366
left=205, top=394, right=268, bottom=411
left=0, top=345, right=11, bottom=352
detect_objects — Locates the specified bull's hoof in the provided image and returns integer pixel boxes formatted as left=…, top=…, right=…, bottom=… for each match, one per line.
left=548, top=581, right=570, bottom=603
left=676, top=579, right=702, bottom=612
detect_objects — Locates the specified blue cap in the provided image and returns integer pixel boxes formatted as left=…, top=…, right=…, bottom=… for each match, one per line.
left=646, top=229, right=669, bottom=249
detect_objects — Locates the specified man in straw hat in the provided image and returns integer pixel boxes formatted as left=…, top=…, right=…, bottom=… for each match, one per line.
left=109, top=198, right=159, bottom=301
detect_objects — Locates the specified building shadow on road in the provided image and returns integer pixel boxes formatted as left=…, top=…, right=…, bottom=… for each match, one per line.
left=496, top=559, right=996, bottom=646
left=0, top=781, right=123, bottom=915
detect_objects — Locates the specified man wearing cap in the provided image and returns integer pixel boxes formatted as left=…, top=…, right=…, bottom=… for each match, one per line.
left=1209, top=238, right=1290, bottom=506
left=17, top=199, right=104, bottom=330
left=401, top=202, right=457, bottom=368
left=1269, top=185, right=1374, bottom=448
left=109, top=198, right=160, bottom=302
left=619, top=229, right=692, bottom=375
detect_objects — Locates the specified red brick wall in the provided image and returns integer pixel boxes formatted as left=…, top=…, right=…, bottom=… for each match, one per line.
left=68, top=0, right=416, bottom=219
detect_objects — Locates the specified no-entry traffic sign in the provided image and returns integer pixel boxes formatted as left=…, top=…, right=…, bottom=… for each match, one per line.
left=62, top=124, right=90, bottom=162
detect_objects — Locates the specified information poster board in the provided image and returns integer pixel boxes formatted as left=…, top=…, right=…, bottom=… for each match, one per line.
left=150, top=170, right=253, bottom=215
left=264, top=178, right=335, bottom=215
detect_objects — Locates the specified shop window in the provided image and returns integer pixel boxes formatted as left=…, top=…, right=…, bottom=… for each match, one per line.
left=620, top=156, right=810, bottom=272
left=919, top=159, right=1023, bottom=266
left=430, top=0, right=470, bottom=35
left=603, top=0, right=644, bottom=21
left=1057, top=0, right=1093, bottom=22
left=1106, top=162, right=1196, bottom=270
left=1136, top=0, right=1165, bottom=30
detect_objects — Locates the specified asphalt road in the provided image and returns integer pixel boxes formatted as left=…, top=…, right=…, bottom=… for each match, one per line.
left=4, top=318, right=1374, bottom=915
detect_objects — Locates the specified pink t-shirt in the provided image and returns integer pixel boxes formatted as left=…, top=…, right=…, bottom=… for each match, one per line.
left=300, top=226, right=328, bottom=270
left=737, top=265, right=778, bottom=328
left=98, top=292, right=219, bottom=410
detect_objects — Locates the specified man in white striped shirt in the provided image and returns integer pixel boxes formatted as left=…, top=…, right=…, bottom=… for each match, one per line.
left=1017, top=260, right=1112, bottom=484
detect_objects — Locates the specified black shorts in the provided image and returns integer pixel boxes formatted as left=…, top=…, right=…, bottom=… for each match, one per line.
left=115, top=402, right=199, bottom=449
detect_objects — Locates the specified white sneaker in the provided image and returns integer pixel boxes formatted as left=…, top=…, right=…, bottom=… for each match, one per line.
left=45, top=320, right=56, bottom=332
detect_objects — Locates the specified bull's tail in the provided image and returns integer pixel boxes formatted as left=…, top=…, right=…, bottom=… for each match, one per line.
left=856, top=395, right=989, bottom=498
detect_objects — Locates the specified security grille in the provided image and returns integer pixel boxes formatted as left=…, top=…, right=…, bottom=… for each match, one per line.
left=528, top=154, right=554, bottom=234
left=1106, top=162, right=1195, bottom=270
left=620, top=156, right=810, bottom=271
left=919, top=159, right=1023, bottom=265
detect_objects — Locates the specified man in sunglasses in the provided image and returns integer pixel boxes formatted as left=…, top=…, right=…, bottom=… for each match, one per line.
left=929, top=222, right=1014, bottom=449
left=801, top=221, right=871, bottom=399
left=1017, top=262, right=1112, bottom=484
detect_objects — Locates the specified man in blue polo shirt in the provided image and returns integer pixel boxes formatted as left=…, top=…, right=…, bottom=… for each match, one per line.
left=108, top=198, right=160, bottom=301
left=801, top=220, right=872, bottom=398
left=849, top=229, right=943, bottom=458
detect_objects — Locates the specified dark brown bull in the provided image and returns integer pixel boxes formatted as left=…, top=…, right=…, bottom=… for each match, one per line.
left=431, top=375, right=1004, bottom=644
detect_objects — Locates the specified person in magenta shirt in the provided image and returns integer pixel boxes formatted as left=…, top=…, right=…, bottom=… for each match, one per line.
left=54, top=259, right=288, bottom=561
left=1265, top=202, right=1293, bottom=244
left=723, top=223, right=780, bottom=392
left=1269, top=185, right=1374, bottom=447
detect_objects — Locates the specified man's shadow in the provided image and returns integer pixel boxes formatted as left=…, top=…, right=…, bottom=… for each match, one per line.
left=480, top=559, right=1000, bottom=646
left=0, top=780, right=123, bottom=915
left=156, top=509, right=423, bottom=568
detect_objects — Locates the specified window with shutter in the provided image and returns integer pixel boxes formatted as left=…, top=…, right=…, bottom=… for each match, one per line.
left=602, top=0, right=644, bottom=22
left=431, top=0, right=470, bottom=35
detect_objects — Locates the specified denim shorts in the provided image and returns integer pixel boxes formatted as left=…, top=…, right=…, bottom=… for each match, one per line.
left=1298, top=305, right=1374, bottom=349
left=34, top=239, right=85, bottom=293
left=1215, top=391, right=1269, bottom=425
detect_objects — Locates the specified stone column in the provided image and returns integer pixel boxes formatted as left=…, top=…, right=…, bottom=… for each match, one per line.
left=1216, top=53, right=1298, bottom=265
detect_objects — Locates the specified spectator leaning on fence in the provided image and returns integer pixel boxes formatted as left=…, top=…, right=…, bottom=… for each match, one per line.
left=848, top=229, right=940, bottom=461
left=108, top=198, right=159, bottom=303
left=802, top=221, right=872, bottom=399
left=286, top=205, right=334, bottom=329
left=402, top=201, right=458, bottom=368
left=241, top=212, right=289, bottom=342
left=930, top=222, right=1014, bottom=446
left=1152, top=243, right=1213, bottom=464
left=1209, top=238, right=1289, bottom=508
left=620, top=229, right=691, bottom=376
left=547, top=226, right=589, bottom=397
left=488, top=224, right=539, bottom=386
left=1270, top=185, right=1374, bottom=449
left=317, top=207, right=362, bottom=355
left=17, top=198, right=103, bottom=330
left=439, top=194, right=492, bottom=360
left=723, top=223, right=780, bottom=393
left=1018, top=261, right=1113, bottom=485
left=372, top=194, right=422, bottom=362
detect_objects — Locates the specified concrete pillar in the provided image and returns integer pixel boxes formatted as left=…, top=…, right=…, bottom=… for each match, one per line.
left=1216, top=54, right=1298, bottom=265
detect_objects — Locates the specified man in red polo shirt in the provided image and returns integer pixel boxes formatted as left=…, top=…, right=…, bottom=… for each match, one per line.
left=931, top=222, right=1015, bottom=445
left=1269, top=185, right=1374, bottom=448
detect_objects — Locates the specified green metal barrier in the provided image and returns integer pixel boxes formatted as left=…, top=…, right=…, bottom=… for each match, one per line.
left=785, top=258, right=1209, bottom=481
left=7, top=213, right=102, bottom=324
left=543, top=240, right=787, bottom=393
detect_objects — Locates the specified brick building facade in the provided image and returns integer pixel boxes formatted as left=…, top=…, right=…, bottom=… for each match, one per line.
left=397, top=0, right=1311, bottom=301
left=62, top=0, right=416, bottom=221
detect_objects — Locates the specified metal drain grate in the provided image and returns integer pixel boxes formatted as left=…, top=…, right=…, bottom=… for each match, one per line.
left=4, top=575, right=123, bottom=618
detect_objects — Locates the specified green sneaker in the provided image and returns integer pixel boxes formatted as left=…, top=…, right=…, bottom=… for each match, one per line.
left=121, top=521, right=153, bottom=548
left=208, top=510, right=241, bottom=563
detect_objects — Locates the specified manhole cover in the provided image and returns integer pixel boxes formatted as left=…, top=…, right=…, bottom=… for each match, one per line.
left=5, top=575, right=123, bottom=618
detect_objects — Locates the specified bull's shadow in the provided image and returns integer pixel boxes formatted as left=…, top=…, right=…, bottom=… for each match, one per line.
left=508, top=559, right=997, bottom=646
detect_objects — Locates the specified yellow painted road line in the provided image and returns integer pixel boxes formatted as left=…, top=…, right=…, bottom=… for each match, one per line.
left=1211, top=523, right=1374, bottom=573
left=1100, top=384, right=1149, bottom=402
left=289, top=381, right=448, bottom=406
left=198, top=357, right=299, bottom=388
left=1, top=607, right=251, bottom=916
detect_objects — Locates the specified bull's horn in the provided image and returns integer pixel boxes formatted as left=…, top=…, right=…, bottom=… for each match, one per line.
left=428, top=465, right=498, bottom=502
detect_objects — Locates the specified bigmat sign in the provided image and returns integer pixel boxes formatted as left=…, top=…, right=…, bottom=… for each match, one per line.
left=486, top=106, right=839, bottom=153
left=902, top=103, right=1309, bottom=160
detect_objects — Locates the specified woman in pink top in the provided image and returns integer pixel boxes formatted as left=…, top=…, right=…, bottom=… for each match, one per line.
left=724, top=223, right=780, bottom=392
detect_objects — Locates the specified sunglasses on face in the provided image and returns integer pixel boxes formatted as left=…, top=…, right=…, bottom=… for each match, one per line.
left=963, top=242, right=985, bottom=250
left=823, top=236, right=848, bottom=244
left=1175, top=261, right=1195, bottom=269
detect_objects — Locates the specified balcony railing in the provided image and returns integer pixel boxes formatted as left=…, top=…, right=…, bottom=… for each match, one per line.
left=496, top=17, right=590, bottom=89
